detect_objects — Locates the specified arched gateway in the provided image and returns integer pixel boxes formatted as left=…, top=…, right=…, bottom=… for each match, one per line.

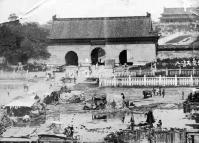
left=65, top=51, right=78, bottom=66
left=91, top=47, right=105, bottom=65
left=119, top=50, right=127, bottom=65
left=47, top=16, right=158, bottom=66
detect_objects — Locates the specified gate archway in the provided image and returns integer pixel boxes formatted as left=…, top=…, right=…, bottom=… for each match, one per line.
left=65, top=51, right=78, bottom=66
left=119, top=50, right=127, bottom=65
left=91, top=47, right=105, bottom=65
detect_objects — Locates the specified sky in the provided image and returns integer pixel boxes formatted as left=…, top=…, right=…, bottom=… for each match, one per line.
left=0, top=0, right=198, bottom=24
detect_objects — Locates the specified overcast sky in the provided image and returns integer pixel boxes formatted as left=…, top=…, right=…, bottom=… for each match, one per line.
left=0, top=0, right=198, bottom=24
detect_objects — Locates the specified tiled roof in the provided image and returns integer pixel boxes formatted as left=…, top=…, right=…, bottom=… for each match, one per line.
left=162, top=7, right=197, bottom=15
left=49, top=16, right=157, bottom=39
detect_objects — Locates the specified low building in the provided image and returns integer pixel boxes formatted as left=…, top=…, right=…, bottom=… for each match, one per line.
left=47, top=14, right=159, bottom=66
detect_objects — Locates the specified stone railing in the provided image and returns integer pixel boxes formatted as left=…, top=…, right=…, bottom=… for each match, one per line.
left=113, top=68, right=199, bottom=77
left=99, top=75, right=199, bottom=87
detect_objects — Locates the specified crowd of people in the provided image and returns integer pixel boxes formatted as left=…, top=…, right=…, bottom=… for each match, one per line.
left=155, top=58, right=199, bottom=69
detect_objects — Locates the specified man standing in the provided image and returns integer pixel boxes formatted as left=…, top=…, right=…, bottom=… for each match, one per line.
left=146, top=110, right=155, bottom=128
left=162, top=89, right=165, bottom=98
left=158, top=87, right=162, bottom=96
left=152, top=87, right=156, bottom=96
left=121, top=93, right=125, bottom=108
left=130, top=114, right=135, bottom=130
left=182, top=91, right=184, bottom=100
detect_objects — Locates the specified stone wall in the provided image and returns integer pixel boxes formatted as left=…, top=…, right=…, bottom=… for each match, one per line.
left=45, top=43, right=156, bottom=66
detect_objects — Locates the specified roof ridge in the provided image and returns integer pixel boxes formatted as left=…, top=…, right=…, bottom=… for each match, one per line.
left=53, top=16, right=150, bottom=21
left=164, top=7, right=197, bottom=9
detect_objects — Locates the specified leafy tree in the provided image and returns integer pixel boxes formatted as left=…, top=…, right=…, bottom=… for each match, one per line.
left=0, top=20, right=50, bottom=65
left=189, top=36, right=199, bottom=52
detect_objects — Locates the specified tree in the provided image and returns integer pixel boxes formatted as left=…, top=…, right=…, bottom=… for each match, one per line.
left=189, top=36, right=199, bottom=52
left=8, top=13, right=18, bottom=21
left=0, top=20, right=50, bottom=65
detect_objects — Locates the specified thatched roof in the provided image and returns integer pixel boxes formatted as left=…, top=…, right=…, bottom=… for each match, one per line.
left=49, top=16, right=157, bottom=40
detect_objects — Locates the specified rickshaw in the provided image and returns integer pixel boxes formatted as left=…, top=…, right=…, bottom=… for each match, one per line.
left=143, top=90, right=153, bottom=99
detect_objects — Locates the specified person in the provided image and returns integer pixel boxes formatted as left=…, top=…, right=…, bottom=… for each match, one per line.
left=162, top=89, right=165, bottom=98
left=182, top=91, right=184, bottom=100
left=69, top=125, right=74, bottom=137
left=111, top=99, right=116, bottom=109
left=24, top=84, right=29, bottom=92
left=159, top=87, right=162, bottom=96
left=121, top=115, right=125, bottom=123
left=146, top=110, right=155, bottom=128
left=152, top=87, right=156, bottom=96
left=157, top=120, right=162, bottom=129
left=193, top=58, right=197, bottom=66
left=188, top=92, right=193, bottom=101
left=130, top=114, right=135, bottom=130
left=121, top=93, right=125, bottom=100
left=121, top=93, right=125, bottom=108
left=64, top=125, right=74, bottom=138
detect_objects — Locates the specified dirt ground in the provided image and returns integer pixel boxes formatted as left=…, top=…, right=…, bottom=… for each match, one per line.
left=0, top=72, right=197, bottom=142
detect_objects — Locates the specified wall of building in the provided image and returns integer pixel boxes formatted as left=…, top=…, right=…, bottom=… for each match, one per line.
left=45, top=43, right=156, bottom=66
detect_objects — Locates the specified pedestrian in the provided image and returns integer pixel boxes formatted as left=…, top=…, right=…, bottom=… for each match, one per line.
left=24, top=84, right=29, bottom=92
left=162, top=89, right=165, bottom=98
left=157, top=120, right=162, bottom=129
left=121, top=93, right=125, bottom=100
left=182, top=91, right=184, bottom=100
left=130, top=114, right=135, bottom=130
left=111, top=99, right=116, bottom=109
left=152, top=87, right=156, bottom=96
left=158, top=87, right=162, bottom=96
left=146, top=110, right=155, bottom=128
left=121, top=115, right=125, bottom=123
left=49, top=83, right=52, bottom=89
left=121, top=93, right=125, bottom=108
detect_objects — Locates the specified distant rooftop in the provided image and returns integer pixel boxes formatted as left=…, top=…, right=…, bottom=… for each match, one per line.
left=162, top=7, right=197, bottom=15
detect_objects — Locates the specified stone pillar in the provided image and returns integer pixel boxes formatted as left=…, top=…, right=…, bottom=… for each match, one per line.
left=114, top=76, right=117, bottom=87
left=159, top=75, right=162, bottom=86
left=193, top=67, right=195, bottom=76
left=190, top=75, right=193, bottom=86
left=128, top=75, right=131, bottom=86
left=144, top=75, right=146, bottom=86
left=139, top=68, right=142, bottom=76
left=175, top=75, right=178, bottom=86
left=179, top=67, right=182, bottom=75
left=166, top=68, right=168, bottom=76
left=99, top=78, right=102, bottom=87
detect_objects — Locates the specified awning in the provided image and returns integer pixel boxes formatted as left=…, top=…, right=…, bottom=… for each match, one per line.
left=5, top=96, right=36, bottom=107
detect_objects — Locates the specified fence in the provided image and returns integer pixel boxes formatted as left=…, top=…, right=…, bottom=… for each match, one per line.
left=113, top=68, right=199, bottom=77
left=166, top=68, right=199, bottom=77
left=114, top=69, right=155, bottom=77
left=0, top=71, right=46, bottom=80
left=99, top=75, right=199, bottom=87
left=121, top=129, right=186, bottom=143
